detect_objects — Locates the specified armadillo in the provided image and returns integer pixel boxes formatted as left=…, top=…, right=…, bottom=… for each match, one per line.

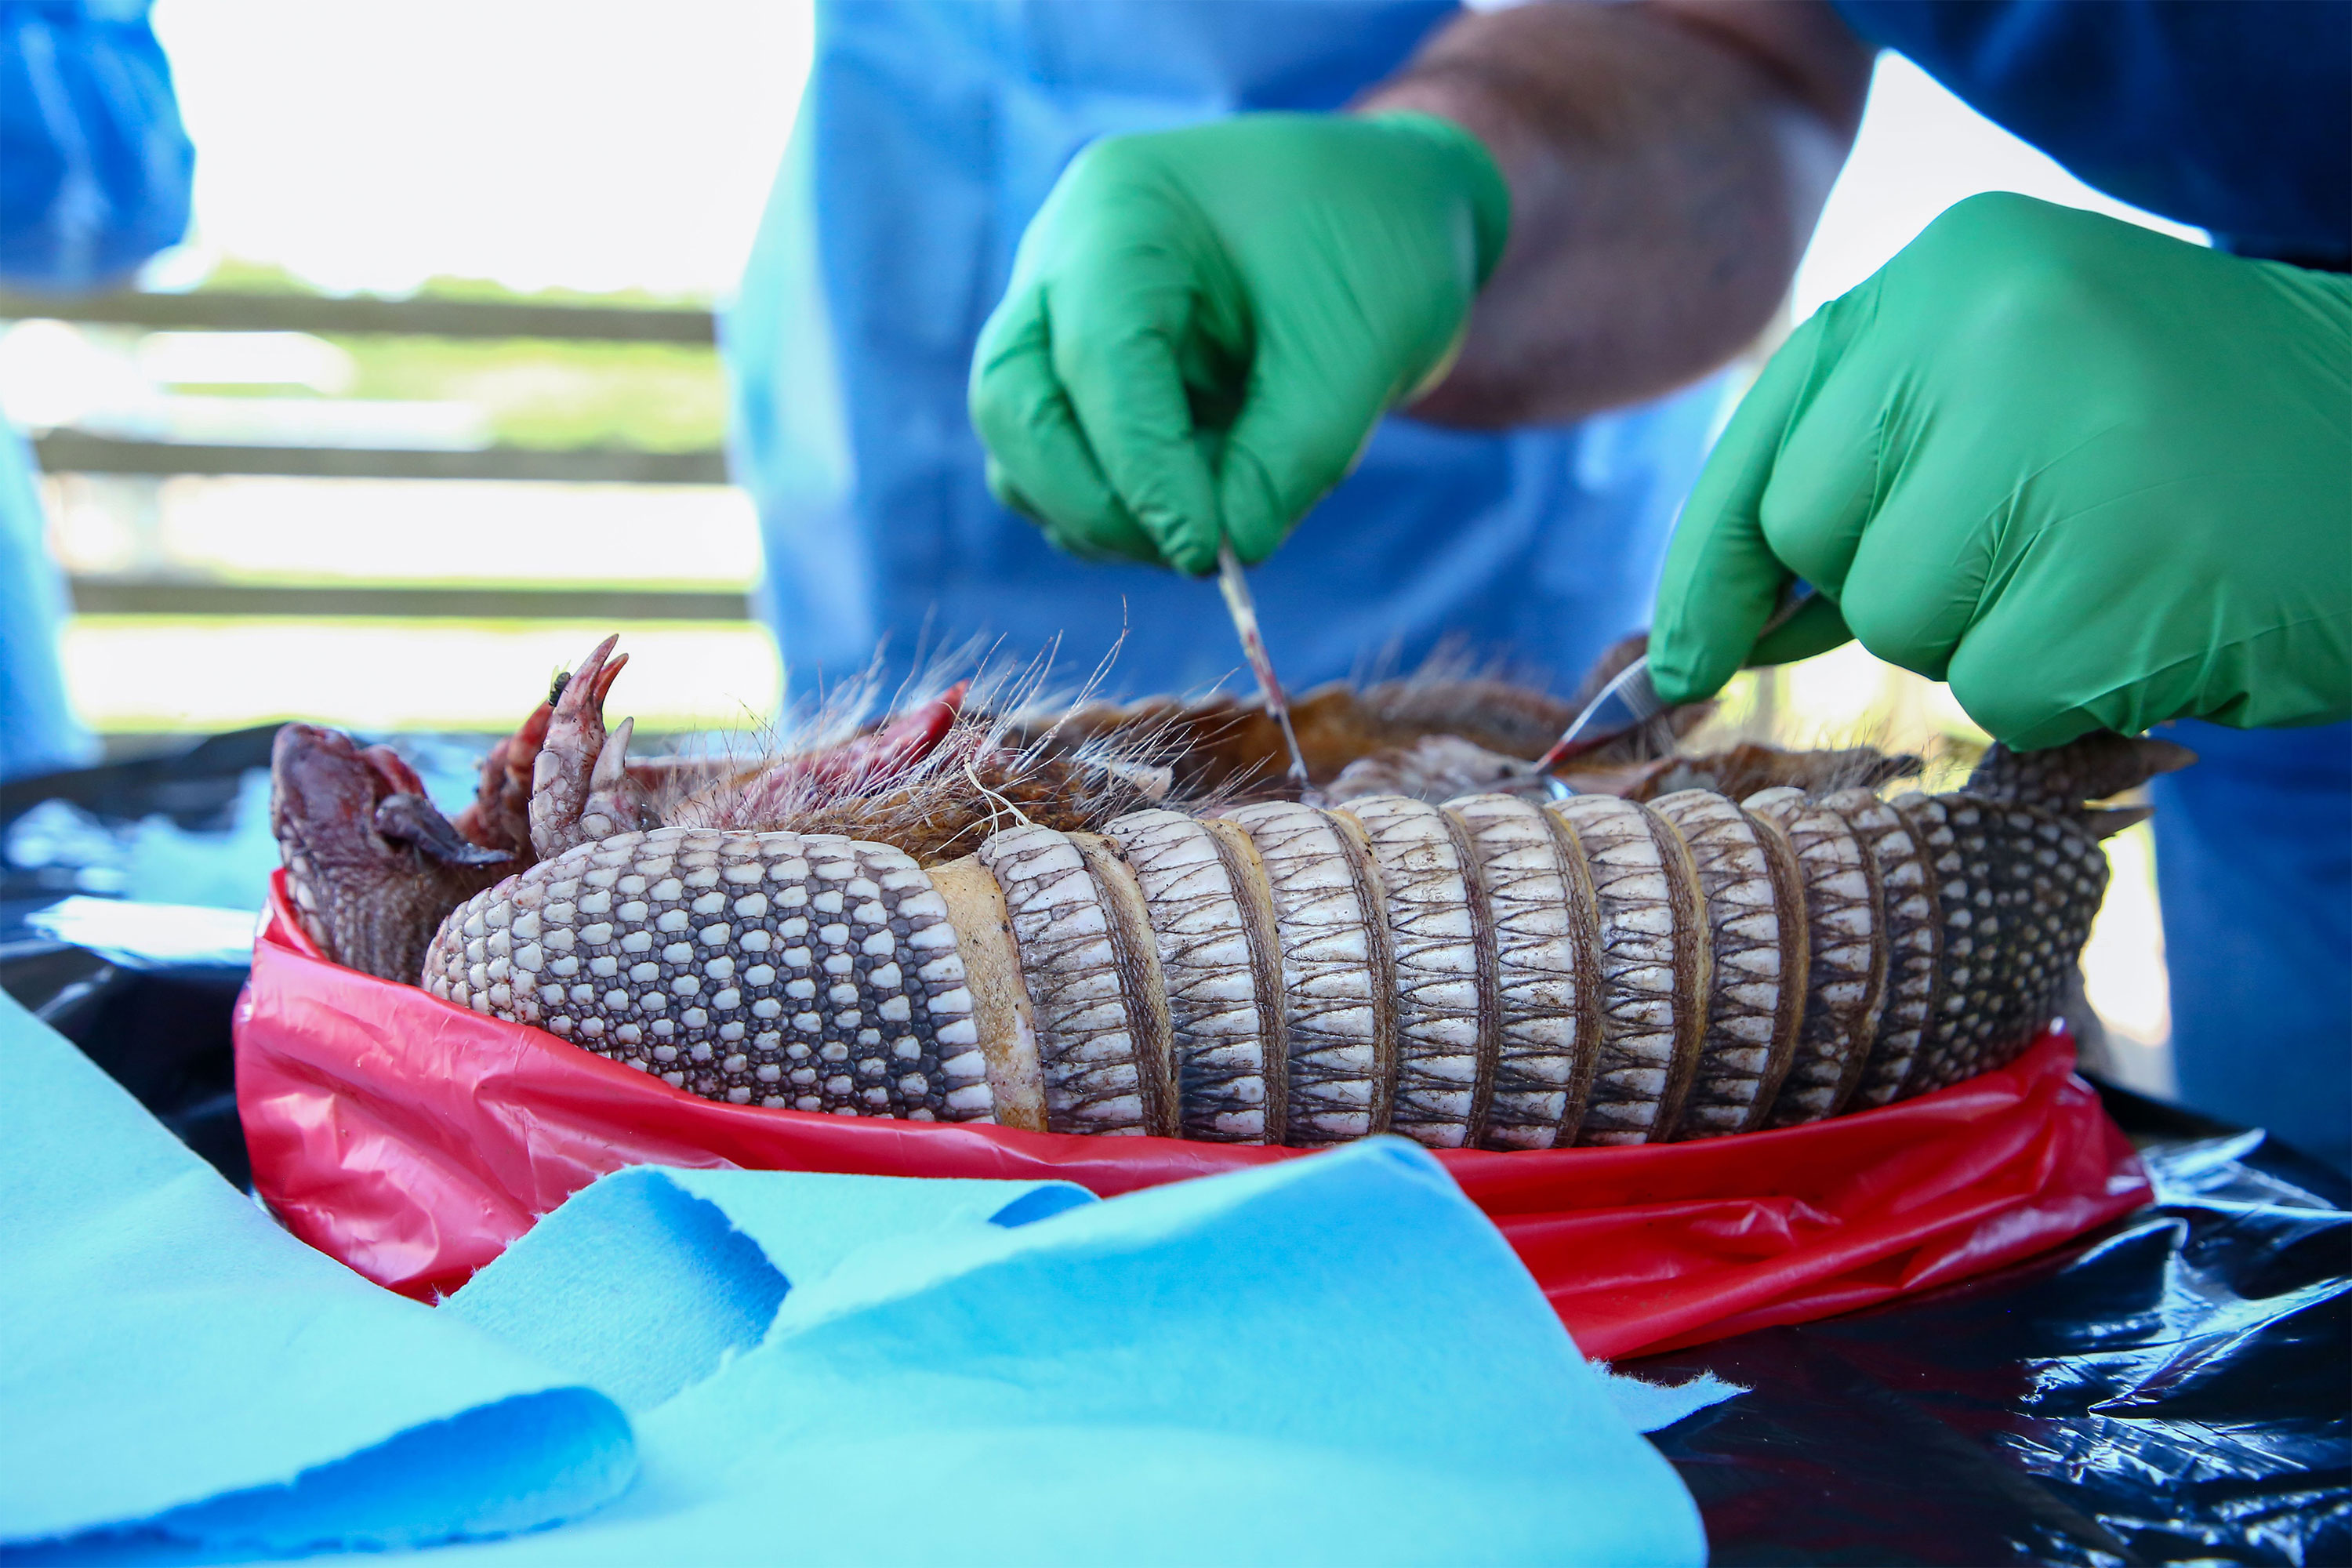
left=274, top=636, right=2187, bottom=1148
left=408, top=725, right=2183, bottom=1148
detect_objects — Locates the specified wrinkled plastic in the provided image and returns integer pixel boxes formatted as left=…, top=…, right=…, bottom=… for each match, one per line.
left=1648, top=1120, right=2352, bottom=1565
left=238, top=872, right=2149, bottom=1354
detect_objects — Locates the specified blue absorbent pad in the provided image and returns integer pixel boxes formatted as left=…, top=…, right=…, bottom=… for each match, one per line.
left=0, top=987, right=1721, bottom=1565
left=0, top=992, right=636, bottom=1559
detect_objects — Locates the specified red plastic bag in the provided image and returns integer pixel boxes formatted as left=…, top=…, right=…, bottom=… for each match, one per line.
left=236, top=872, right=2151, bottom=1358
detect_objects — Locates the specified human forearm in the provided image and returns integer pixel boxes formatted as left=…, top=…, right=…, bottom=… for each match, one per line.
left=1362, top=0, right=1871, bottom=425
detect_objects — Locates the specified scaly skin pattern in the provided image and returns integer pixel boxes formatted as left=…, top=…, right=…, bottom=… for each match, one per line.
left=419, top=731, right=2179, bottom=1149
left=270, top=724, right=514, bottom=983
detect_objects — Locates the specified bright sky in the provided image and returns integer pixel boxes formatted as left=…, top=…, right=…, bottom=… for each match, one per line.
left=146, top=0, right=813, bottom=299
left=1796, top=53, right=2205, bottom=317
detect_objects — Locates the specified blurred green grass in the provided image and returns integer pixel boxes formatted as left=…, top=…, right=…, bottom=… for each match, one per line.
left=169, top=259, right=728, bottom=452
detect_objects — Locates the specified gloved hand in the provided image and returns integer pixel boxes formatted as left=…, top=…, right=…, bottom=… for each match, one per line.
left=968, top=111, right=1510, bottom=575
left=1650, top=192, right=2352, bottom=750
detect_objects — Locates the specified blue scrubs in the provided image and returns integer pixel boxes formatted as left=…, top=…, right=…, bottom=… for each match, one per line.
left=0, top=1, right=192, bottom=781
left=1834, top=0, right=2352, bottom=1168
left=723, top=1, right=1722, bottom=702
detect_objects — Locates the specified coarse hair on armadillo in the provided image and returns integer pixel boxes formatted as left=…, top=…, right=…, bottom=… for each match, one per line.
left=626, top=635, right=1247, bottom=864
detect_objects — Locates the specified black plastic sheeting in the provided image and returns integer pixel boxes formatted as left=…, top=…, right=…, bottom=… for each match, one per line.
left=1645, top=1102, right=2351, bottom=1566
left=2, top=734, right=2347, bottom=1567
left=0, top=726, right=278, bottom=904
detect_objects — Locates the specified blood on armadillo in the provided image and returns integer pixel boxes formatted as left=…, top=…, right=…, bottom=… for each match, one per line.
left=421, top=736, right=2161, bottom=1148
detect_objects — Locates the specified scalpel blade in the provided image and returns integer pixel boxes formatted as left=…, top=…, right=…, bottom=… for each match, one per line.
left=1530, top=580, right=1820, bottom=778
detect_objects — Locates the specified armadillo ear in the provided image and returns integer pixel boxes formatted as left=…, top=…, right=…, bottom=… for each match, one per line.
left=2081, top=806, right=2154, bottom=840
left=373, top=793, right=514, bottom=866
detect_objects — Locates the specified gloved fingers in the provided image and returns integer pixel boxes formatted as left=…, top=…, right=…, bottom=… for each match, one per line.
left=1046, top=527, right=1164, bottom=566
left=1944, top=594, right=2117, bottom=749
left=1048, top=517, right=1167, bottom=566
left=1829, top=488, right=1994, bottom=684
left=970, top=292, right=1149, bottom=557
left=984, top=457, right=1043, bottom=524
left=1940, top=529, right=2215, bottom=747
left=1745, top=313, right=1909, bottom=595
left=1649, top=310, right=1842, bottom=703
left=1214, top=326, right=1398, bottom=564
left=986, top=459, right=1163, bottom=564
left=1047, top=248, right=1224, bottom=576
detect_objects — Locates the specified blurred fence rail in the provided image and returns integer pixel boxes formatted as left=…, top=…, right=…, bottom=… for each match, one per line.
left=67, top=581, right=749, bottom=621
left=5, top=289, right=748, bottom=633
left=34, top=432, right=728, bottom=485
left=0, top=288, right=717, bottom=343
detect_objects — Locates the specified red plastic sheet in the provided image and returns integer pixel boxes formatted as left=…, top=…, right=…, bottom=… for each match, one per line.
left=236, top=872, right=2151, bottom=1358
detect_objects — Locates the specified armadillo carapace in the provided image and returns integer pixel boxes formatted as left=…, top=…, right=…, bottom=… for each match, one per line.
left=401, top=644, right=2187, bottom=1149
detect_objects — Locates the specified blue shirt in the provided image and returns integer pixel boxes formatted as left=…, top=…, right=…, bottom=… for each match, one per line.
left=1835, top=0, right=2350, bottom=264
left=0, top=0, right=190, bottom=291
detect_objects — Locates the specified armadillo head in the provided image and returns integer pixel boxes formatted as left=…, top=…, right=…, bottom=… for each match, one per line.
left=271, top=723, right=513, bottom=982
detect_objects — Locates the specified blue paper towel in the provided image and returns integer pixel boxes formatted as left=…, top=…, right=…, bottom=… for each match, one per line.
left=441, top=1168, right=1094, bottom=1414
left=415, top=1145, right=1714, bottom=1566
left=0, top=991, right=637, bottom=1557
left=2, top=982, right=1726, bottom=1565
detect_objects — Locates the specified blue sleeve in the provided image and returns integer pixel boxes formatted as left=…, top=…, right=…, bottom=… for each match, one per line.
left=0, top=0, right=192, bottom=290
left=1830, top=0, right=2351, bottom=265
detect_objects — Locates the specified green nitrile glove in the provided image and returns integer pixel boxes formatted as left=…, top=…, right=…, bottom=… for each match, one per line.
left=1650, top=192, right=2352, bottom=750
left=968, top=111, right=1510, bottom=575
